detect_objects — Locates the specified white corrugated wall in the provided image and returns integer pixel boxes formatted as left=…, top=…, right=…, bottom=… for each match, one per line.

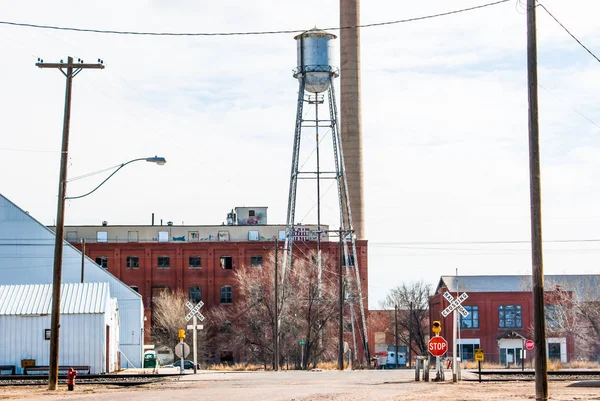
left=0, top=194, right=144, bottom=368
left=0, top=314, right=106, bottom=374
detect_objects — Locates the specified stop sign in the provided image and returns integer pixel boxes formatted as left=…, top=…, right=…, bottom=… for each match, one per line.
left=428, top=336, right=448, bottom=357
left=525, top=339, right=534, bottom=350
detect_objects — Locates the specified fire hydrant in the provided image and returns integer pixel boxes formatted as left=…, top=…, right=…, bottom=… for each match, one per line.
left=67, top=367, right=78, bottom=391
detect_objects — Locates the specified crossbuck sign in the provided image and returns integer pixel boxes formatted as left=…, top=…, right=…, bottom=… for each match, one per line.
left=441, top=291, right=470, bottom=318
left=185, top=300, right=205, bottom=322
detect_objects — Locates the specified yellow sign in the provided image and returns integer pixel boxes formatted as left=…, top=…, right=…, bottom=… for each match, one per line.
left=432, top=320, right=441, bottom=334
left=475, top=348, right=484, bottom=361
left=178, top=329, right=186, bottom=340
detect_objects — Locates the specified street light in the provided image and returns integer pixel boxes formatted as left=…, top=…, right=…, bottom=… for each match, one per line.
left=48, top=155, right=166, bottom=389
left=66, top=156, right=167, bottom=200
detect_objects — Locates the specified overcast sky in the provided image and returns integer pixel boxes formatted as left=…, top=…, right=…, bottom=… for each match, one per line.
left=1, top=0, right=599, bottom=308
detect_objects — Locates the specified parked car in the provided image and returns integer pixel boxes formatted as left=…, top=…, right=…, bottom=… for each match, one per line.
left=167, top=360, right=200, bottom=370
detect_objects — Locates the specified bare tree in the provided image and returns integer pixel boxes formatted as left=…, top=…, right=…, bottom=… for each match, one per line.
left=151, top=289, right=208, bottom=364
left=380, top=281, right=432, bottom=356
left=210, top=250, right=340, bottom=368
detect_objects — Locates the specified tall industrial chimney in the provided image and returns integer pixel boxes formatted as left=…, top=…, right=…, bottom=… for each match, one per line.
left=340, top=0, right=365, bottom=239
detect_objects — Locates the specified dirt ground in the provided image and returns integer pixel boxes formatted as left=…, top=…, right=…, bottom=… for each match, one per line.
left=0, top=370, right=598, bottom=401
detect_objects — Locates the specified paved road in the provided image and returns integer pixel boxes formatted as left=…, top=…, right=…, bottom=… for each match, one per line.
left=1, top=369, right=598, bottom=401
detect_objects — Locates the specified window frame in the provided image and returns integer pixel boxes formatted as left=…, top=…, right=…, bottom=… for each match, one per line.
left=157, top=256, right=171, bottom=269
left=126, top=256, right=139, bottom=269
left=189, top=286, right=202, bottom=304
left=220, top=285, right=233, bottom=304
left=498, top=304, right=522, bottom=328
left=250, top=255, right=263, bottom=268
left=220, top=256, right=233, bottom=270
left=460, top=305, right=479, bottom=329
left=189, top=256, right=202, bottom=269
left=95, top=256, right=108, bottom=269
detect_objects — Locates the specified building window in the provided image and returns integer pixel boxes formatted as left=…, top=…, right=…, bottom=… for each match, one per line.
left=126, top=256, right=139, bottom=269
left=95, top=256, right=108, bottom=269
left=189, top=256, right=202, bottom=268
left=97, top=231, right=108, bottom=242
left=250, top=255, right=263, bottom=268
left=189, top=286, right=202, bottom=303
left=158, top=231, right=169, bottom=242
left=248, top=230, right=259, bottom=241
left=499, top=305, right=522, bottom=328
left=460, top=305, right=479, bottom=328
left=128, top=231, right=139, bottom=242
left=545, top=305, right=564, bottom=328
left=130, top=286, right=139, bottom=293
left=220, top=285, right=233, bottom=304
left=278, top=230, right=286, bottom=241
left=249, top=210, right=255, bottom=217
left=220, top=256, right=233, bottom=270
left=158, top=256, right=171, bottom=268
left=459, top=343, right=480, bottom=361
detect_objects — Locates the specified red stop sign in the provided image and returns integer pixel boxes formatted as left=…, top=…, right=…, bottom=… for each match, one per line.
left=525, top=339, right=534, bottom=350
left=428, top=336, right=448, bottom=357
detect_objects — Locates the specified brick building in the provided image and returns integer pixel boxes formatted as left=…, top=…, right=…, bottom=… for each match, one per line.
left=50, top=207, right=370, bottom=353
left=429, top=275, right=600, bottom=365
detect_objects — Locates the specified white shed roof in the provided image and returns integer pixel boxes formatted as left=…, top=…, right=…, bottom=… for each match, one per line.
left=0, top=282, right=110, bottom=315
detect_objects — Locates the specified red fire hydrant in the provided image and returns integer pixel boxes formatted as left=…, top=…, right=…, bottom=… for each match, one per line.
left=67, top=367, right=78, bottom=391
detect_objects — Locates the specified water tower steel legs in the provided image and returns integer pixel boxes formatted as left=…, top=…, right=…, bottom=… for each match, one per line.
left=328, top=76, right=370, bottom=365
left=282, top=76, right=370, bottom=365
left=282, top=79, right=306, bottom=286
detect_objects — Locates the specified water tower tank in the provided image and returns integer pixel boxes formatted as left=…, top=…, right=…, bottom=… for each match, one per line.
left=294, top=28, right=339, bottom=93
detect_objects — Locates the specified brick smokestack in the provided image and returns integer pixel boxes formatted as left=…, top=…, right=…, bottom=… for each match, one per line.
left=340, top=0, right=365, bottom=239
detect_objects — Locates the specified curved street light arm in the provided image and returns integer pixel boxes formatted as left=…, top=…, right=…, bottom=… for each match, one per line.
left=65, top=157, right=165, bottom=200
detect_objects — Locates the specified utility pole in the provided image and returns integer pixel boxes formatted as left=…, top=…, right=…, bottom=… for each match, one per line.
left=408, top=301, right=413, bottom=368
left=80, top=238, right=85, bottom=283
left=338, top=232, right=344, bottom=370
left=525, top=2, right=548, bottom=400
left=394, top=305, right=399, bottom=369
left=36, top=56, right=104, bottom=390
left=274, top=238, right=279, bottom=371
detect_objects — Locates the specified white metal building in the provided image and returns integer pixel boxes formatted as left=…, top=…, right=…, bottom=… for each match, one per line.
left=0, top=283, right=118, bottom=374
left=0, top=194, right=144, bottom=368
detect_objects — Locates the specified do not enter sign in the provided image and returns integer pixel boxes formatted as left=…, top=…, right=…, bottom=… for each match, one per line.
left=428, top=336, right=448, bottom=357
left=525, top=339, right=534, bottom=350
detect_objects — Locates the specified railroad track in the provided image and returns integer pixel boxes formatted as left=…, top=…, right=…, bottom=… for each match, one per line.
left=0, top=373, right=179, bottom=387
left=465, top=369, right=600, bottom=382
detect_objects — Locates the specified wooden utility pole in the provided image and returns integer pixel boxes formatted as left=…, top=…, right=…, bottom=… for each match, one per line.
left=408, top=301, right=413, bottom=368
left=36, top=56, right=104, bottom=390
left=338, top=233, right=344, bottom=370
left=80, top=238, right=85, bottom=283
left=525, top=2, right=548, bottom=400
left=394, top=305, right=399, bottom=368
left=274, top=238, right=279, bottom=371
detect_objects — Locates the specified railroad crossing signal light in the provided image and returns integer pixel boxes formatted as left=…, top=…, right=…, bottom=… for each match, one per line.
left=432, top=320, right=441, bottom=334
left=178, top=329, right=186, bottom=340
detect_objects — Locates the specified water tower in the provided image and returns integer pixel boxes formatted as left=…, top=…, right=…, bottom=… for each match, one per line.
left=282, top=28, right=370, bottom=364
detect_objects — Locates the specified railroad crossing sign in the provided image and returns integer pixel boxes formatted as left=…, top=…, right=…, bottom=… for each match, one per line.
left=185, top=300, right=205, bottom=322
left=441, top=291, right=470, bottom=318
left=428, top=336, right=448, bottom=357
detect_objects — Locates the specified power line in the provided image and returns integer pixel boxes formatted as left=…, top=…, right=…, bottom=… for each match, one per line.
left=371, top=239, right=600, bottom=245
left=537, top=2, right=600, bottom=64
left=0, top=0, right=510, bottom=37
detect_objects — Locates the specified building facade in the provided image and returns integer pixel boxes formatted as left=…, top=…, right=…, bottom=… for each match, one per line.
left=430, top=275, right=600, bottom=365
left=0, top=282, right=119, bottom=374
left=51, top=208, right=370, bottom=352
left=0, top=194, right=144, bottom=369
